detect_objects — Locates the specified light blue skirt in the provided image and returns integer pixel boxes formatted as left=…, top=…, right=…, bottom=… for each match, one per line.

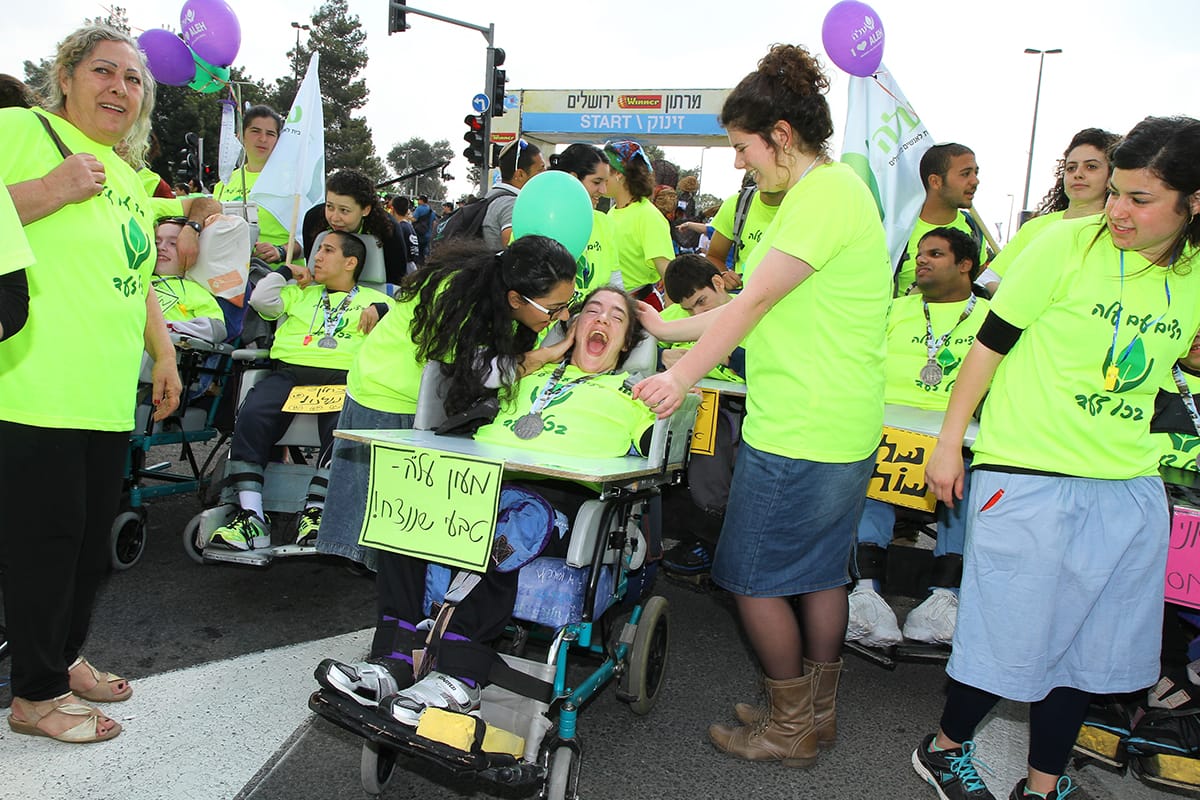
left=947, top=468, right=1168, bottom=702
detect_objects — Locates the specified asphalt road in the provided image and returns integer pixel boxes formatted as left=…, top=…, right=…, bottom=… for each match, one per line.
left=0, top=482, right=1177, bottom=800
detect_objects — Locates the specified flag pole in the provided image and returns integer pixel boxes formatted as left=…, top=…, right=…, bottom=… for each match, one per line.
left=284, top=57, right=314, bottom=268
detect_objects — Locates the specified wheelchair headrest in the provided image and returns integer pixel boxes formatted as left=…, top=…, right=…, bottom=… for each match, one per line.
left=540, top=321, right=657, bottom=378
left=310, top=229, right=388, bottom=290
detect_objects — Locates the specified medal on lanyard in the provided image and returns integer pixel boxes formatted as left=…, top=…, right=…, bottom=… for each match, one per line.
left=1106, top=251, right=1171, bottom=392
left=303, top=287, right=359, bottom=349
left=919, top=296, right=976, bottom=387
left=512, top=361, right=607, bottom=440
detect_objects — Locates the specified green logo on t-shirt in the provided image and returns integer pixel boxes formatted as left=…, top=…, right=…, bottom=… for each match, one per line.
left=113, top=216, right=150, bottom=297
left=1101, top=337, right=1155, bottom=393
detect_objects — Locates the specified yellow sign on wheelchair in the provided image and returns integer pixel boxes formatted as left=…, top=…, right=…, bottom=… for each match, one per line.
left=358, top=442, right=503, bottom=572
left=282, top=385, right=346, bottom=413
left=689, top=388, right=720, bottom=456
left=866, top=426, right=938, bottom=512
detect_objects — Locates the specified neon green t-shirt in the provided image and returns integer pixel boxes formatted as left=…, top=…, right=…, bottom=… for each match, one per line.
left=988, top=211, right=1079, bottom=279
left=1156, top=371, right=1200, bottom=475
left=897, top=213, right=982, bottom=296
left=151, top=275, right=224, bottom=325
left=607, top=197, right=674, bottom=290
left=474, top=364, right=655, bottom=458
left=711, top=189, right=781, bottom=275
left=573, top=209, right=621, bottom=307
left=0, top=180, right=34, bottom=276
left=0, top=108, right=155, bottom=431
left=213, top=167, right=290, bottom=248
left=973, top=217, right=1200, bottom=478
left=660, top=303, right=745, bottom=383
left=883, top=293, right=989, bottom=410
left=265, top=283, right=392, bottom=371
left=740, top=161, right=891, bottom=462
left=345, top=294, right=426, bottom=414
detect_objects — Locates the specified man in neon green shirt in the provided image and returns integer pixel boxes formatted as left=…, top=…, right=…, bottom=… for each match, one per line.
left=151, top=217, right=227, bottom=342
left=705, top=183, right=784, bottom=287
left=895, top=143, right=986, bottom=296
left=849, top=227, right=988, bottom=647
left=209, top=231, right=393, bottom=551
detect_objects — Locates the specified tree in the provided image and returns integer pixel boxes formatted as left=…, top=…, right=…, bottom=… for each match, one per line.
left=385, top=138, right=454, bottom=201
left=271, top=0, right=383, bottom=181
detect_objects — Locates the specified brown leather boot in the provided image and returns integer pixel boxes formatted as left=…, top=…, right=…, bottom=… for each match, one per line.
left=733, top=659, right=842, bottom=748
left=709, top=673, right=818, bottom=767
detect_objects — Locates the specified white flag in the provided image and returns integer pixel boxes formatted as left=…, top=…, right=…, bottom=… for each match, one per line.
left=217, top=99, right=241, bottom=186
left=249, top=52, right=325, bottom=244
left=840, top=64, right=933, bottom=270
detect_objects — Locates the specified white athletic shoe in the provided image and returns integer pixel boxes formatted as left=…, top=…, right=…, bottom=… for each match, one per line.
left=846, top=585, right=903, bottom=647
left=902, top=588, right=959, bottom=644
left=380, top=671, right=481, bottom=727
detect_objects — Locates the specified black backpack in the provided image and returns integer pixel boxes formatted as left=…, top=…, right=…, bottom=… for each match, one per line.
left=432, top=188, right=517, bottom=248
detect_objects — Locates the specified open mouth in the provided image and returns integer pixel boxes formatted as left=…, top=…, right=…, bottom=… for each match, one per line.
left=99, top=102, right=125, bottom=114
left=585, top=329, right=609, bottom=356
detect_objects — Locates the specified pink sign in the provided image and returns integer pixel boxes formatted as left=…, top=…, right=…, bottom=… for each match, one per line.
left=1167, top=505, right=1200, bottom=610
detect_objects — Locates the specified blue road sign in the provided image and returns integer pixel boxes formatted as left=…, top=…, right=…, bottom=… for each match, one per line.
left=472, top=93, right=490, bottom=114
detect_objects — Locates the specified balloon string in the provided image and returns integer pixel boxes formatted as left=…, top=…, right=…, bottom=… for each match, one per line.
left=870, top=74, right=919, bottom=120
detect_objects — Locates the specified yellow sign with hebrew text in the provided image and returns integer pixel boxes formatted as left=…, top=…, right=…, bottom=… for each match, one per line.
left=689, top=388, right=720, bottom=456
left=865, top=426, right=938, bottom=512
left=282, top=384, right=346, bottom=413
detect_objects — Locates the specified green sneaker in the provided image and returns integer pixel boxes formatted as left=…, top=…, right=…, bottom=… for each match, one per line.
left=296, top=507, right=322, bottom=547
left=208, top=509, right=270, bottom=551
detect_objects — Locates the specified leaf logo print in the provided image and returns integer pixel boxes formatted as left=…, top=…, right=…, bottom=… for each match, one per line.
left=1102, top=337, right=1155, bottom=393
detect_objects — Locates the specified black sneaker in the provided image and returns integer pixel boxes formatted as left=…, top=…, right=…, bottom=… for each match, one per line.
left=912, top=733, right=996, bottom=800
left=1009, top=776, right=1082, bottom=799
left=662, top=537, right=713, bottom=575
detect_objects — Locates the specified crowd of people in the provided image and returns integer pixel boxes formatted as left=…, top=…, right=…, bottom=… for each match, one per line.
left=3, top=20, right=1200, bottom=800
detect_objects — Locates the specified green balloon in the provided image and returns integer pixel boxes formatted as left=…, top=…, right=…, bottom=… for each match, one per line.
left=187, top=52, right=230, bottom=94
left=510, top=171, right=593, bottom=260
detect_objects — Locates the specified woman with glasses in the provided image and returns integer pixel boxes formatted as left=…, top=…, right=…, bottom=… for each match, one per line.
left=604, top=140, right=675, bottom=305
left=315, top=235, right=577, bottom=571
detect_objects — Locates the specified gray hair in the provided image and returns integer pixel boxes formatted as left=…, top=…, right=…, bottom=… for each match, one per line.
left=39, top=24, right=157, bottom=167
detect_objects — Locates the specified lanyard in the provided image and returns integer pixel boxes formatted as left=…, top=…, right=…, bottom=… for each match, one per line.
left=1171, top=365, right=1200, bottom=437
left=1107, top=250, right=1170, bottom=389
left=528, top=360, right=607, bottom=415
left=922, top=295, right=978, bottom=362
left=305, top=286, right=359, bottom=340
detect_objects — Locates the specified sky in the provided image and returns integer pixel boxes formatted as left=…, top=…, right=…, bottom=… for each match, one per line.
left=4, top=0, right=1198, bottom=242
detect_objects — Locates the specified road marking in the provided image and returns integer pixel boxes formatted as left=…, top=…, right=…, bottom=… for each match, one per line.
left=0, top=628, right=372, bottom=800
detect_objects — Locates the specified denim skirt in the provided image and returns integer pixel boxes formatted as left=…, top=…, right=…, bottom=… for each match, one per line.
left=314, top=394, right=415, bottom=571
left=711, top=442, right=874, bottom=597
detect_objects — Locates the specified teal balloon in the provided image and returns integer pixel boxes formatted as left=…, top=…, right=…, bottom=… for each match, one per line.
left=187, top=53, right=230, bottom=94
left=510, top=171, right=593, bottom=260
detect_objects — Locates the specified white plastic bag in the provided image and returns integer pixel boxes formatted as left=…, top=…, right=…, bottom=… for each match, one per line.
left=187, top=214, right=251, bottom=306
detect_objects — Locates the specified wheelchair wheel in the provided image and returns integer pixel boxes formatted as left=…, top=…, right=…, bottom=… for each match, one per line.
left=182, top=513, right=206, bottom=565
left=622, top=595, right=669, bottom=715
left=546, top=745, right=578, bottom=800
left=360, top=740, right=398, bottom=796
left=110, top=509, right=147, bottom=571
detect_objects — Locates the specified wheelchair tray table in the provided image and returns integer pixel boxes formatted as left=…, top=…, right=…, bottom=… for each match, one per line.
left=335, top=428, right=681, bottom=486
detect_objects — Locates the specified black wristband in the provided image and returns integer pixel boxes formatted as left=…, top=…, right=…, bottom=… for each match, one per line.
left=372, top=301, right=390, bottom=319
left=184, top=220, right=202, bottom=235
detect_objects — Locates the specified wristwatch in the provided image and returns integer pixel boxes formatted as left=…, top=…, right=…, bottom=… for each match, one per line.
left=184, top=220, right=203, bottom=235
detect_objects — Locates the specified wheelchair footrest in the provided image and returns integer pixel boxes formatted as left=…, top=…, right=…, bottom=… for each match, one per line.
left=202, top=544, right=318, bottom=567
left=308, top=691, right=543, bottom=790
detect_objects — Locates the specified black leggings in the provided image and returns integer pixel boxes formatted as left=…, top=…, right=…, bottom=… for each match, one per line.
left=940, top=679, right=1092, bottom=775
left=0, top=421, right=126, bottom=700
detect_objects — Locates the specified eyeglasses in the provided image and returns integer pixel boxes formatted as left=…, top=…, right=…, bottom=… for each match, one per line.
left=521, top=293, right=571, bottom=318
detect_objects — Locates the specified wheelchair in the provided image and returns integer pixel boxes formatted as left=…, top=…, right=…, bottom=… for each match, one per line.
left=307, top=332, right=701, bottom=798
left=184, top=233, right=396, bottom=567
left=113, top=333, right=236, bottom=570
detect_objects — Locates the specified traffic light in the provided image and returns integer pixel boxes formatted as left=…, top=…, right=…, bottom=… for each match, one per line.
left=489, top=47, right=506, bottom=118
left=463, top=115, right=485, bottom=168
left=174, top=131, right=200, bottom=187
left=387, top=0, right=407, bottom=34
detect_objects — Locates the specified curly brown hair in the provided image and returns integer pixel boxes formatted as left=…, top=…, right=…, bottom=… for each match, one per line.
left=720, top=44, right=833, bottom=157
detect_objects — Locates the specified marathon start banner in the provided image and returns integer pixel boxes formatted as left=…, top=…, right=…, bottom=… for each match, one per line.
left=517, top=89, right=731, bottom=146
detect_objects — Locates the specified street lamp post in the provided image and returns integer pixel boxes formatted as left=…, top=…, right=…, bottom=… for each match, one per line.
left=1020, top=47, right=1062, bottom=216
left=291, top=21, right=311, bottom=84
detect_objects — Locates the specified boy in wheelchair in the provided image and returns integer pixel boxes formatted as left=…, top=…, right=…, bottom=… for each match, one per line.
left=848, top=228, right=988, bottom=647
left=208, top=231, right=393, bottom=550
left=315, top=287, right=657, bottom=726
left=152, top=217, right=227, bottom=343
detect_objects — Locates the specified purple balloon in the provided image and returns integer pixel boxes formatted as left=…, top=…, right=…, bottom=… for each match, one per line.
left=138, top=29, right=196, bottom=86
left=180, top=0, right=241, bottom=67
left=821, top=0, right=885, bottom=77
